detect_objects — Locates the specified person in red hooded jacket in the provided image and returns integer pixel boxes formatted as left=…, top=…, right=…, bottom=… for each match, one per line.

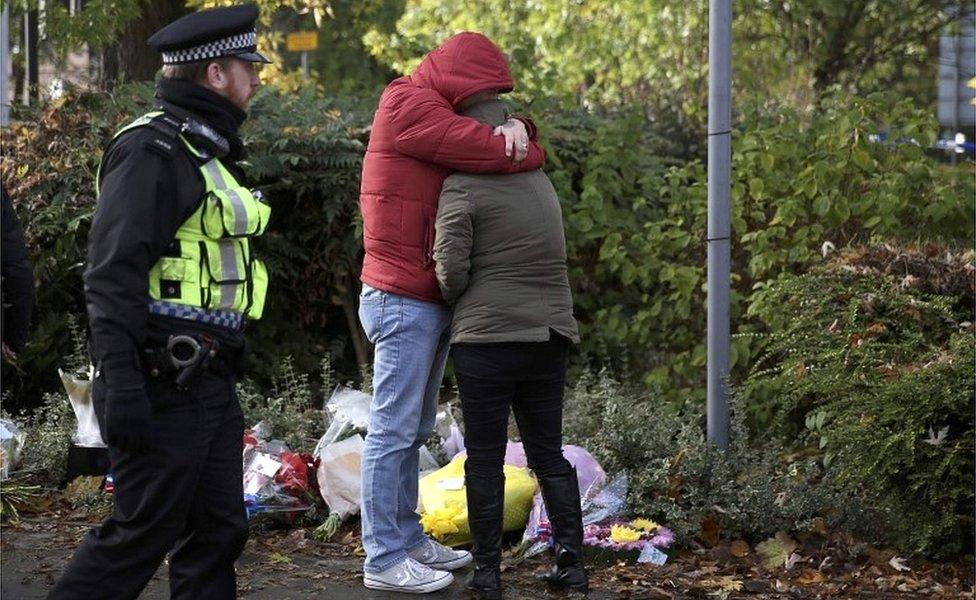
left=357, top=32, right=545, bottom=594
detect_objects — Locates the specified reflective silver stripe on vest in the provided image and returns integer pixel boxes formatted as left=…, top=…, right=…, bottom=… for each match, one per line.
left=201, top=159, right=247, bottom=307
left=218, top=240, right=240, bottom=309
left=203, top=160, right=249, bottom=235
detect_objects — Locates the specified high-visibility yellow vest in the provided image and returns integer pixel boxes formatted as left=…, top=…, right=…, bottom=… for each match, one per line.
left=100, top=111, right=270, bottom=321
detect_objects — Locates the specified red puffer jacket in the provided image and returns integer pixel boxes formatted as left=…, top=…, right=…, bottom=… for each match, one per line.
left=359, top=32, right=545, bottom=303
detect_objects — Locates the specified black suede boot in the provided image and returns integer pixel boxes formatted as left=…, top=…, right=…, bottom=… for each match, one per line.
left=536, top=467, right=589, bottom=594
left=465, top=465, right=505, bottom=600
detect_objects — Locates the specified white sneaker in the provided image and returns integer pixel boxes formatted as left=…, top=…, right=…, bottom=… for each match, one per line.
left=409, top=537, right=473, bottom=571
left=363, top=557, right=454, bottom=594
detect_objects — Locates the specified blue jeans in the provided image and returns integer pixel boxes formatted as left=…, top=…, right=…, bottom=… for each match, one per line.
left=358, top=285, right=451, bottom=572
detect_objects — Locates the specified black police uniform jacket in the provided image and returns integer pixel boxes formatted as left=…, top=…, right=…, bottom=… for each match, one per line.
left=84, top=78, right=249, bottom=373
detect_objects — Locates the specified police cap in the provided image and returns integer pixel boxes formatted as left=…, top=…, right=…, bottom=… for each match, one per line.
left=148, top=3, right=271, bottom=66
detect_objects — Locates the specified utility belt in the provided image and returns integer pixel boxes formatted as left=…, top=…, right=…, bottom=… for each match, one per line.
left=142, top=333, right=245, bottom=389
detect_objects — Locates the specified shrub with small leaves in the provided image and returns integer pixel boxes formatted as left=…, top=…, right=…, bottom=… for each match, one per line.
left=740, top=245, right=975, bottom=558
left=238, top=356, right=326, bottom=451
left=20, top=392, right=75, bottom=483
left=563, top=373, right=872, bottom=548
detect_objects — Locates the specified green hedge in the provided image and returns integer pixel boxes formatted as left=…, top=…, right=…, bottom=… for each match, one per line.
left=553, top=94, right=974, bottom=400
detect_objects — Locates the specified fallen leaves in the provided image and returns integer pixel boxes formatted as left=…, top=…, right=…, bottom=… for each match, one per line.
left=784, top=551, right=804, bottom=570
left=63, top=476, right=102, bottom=505
left=729, top=540, right=750, bottom=558
left=1, top=520, right=972, bottom=599
left=700, top=517, right=721, bottom=548
left=756, top=532, right=798, bottom=570
left=699, top=575, right=743, bottom=591
left=795, top=568, right=827, bottom=585
left=889, top=556, right=912, bottom=572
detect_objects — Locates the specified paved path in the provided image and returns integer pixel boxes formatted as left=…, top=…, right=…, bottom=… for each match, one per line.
left=0, top=522, right=616, bottom=599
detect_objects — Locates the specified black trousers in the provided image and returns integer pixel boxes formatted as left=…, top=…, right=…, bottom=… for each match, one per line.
left=452, top=337, right=573, bottom=479
left=49, top=370, right=248, bottom=600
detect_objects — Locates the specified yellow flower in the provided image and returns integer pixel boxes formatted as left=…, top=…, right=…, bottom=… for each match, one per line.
left=630, top=518, right=660, bottom=533
left=420, top=506, right=461, bottom=539
left=610, top=524, right=642, bottom=544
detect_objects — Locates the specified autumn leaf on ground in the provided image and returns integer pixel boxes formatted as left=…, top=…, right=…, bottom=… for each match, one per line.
left=730, top=540, right=750, bottom=557
left=756, top=532, right=798, bottom=569
left=785, top=552, right=804, bottom=570
left=864, top=547, right=894, bottom=568
left=63, top=476, right=103, bottom=504
left=700, top=517, right=721, bottom=548
left=889, top=556, right=911, bottom=572
left=795, top=568, right=826, bottom=585
left=699, top=576, right=743, bottom=591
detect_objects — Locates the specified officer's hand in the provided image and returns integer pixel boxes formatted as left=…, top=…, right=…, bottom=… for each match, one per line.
left=100, top=352, right=152, bottom=453
left=104, top=388, right=152, bottom=453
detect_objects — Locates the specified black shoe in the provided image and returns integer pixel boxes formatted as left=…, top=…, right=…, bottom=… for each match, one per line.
left=466, top=564, right=503, bottom=600
left=465, top=464, right=505, bottom=599
left=536, top=467, right=589, bottom=594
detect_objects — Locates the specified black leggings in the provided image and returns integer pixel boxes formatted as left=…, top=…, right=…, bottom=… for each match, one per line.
left=452, top=336, right=572, bottom=479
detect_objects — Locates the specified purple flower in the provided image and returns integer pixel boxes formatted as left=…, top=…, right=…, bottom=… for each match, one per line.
left=649, top=527, right=674, bottom=549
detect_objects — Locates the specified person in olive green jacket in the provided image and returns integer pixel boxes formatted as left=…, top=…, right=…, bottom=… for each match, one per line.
left=433, top=97, right=588, bottom=599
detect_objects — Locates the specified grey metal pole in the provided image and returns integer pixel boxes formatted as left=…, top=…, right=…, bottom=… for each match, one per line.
left=707, top=0, right=732, bottom=448
left=23, top=8, right=38, bottom=106
left=951, top=33, right=960, bottom=166
left=1, top=4, right=9, bottom=126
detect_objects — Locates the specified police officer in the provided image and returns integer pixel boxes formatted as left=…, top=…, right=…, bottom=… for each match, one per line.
left=50, top=5, right=271, bottom=599
left=2, top=185, right=35, bottom=362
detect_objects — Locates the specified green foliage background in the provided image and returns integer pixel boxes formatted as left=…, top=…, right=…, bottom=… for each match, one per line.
left=1, top=0, right=974, bottom=561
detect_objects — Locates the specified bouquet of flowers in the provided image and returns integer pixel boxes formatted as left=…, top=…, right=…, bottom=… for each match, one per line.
left=533, top=517, right=674, bottom=565
left=242, top=422, right=314, bottom=519
left=523, top=468, right=675, bottom=566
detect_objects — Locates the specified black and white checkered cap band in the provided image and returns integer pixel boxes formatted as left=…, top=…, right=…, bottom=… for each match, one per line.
left=161, top=30, right=257, bottom=65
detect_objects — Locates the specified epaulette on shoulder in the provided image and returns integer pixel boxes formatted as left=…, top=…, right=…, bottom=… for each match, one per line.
left=141, top=112, right=185, bottom=159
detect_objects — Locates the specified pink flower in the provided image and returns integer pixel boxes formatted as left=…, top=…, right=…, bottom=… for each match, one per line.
left=649, top=527, right=674, bottom=549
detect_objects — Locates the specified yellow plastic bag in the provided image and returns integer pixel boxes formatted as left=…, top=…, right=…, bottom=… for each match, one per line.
left=418, top=455, right=537, bottom=547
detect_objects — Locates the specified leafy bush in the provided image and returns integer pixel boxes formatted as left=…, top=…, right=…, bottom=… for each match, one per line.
left=564, top=243, right=974, bottom=559
left=237, top=355, right=333, bottom=451
left=563, top=372, right=873, bottom=549
left=2, top=86, right=157, bottom=406
left=554, top=93, right=974, bottom=399
left=0, top=84, right=374, bottom=408
left=15, top=318, right=92, bottom=484
left=239, top=87, right=374, bottom=381
left=19, top=391, right=76, bottom=483
left=739, top=245, right=975, bottom=558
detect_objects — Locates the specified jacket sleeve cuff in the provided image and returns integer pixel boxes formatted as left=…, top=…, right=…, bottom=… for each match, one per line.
left=99, top=351, right=146, bottom=390
left=511, top=115, right=538, bottom=141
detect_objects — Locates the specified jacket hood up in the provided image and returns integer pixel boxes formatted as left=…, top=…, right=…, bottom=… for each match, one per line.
left=409, top=32, right=514, bottom=109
